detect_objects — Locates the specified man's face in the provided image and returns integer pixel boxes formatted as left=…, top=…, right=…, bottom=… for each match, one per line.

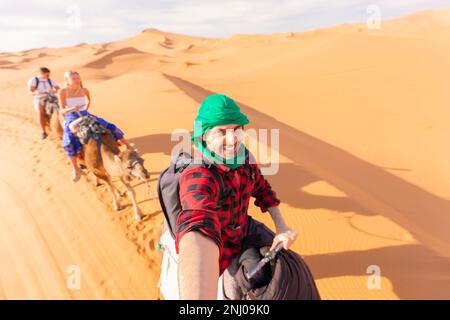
left=203, top=124, right=244, bottom=159
left=40, top=72, right=50, bottom=79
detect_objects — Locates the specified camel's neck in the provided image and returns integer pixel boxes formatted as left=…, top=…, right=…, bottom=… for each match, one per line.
left=100, top=141, right=127, bottom=178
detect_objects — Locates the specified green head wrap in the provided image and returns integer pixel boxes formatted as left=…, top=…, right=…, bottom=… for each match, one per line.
left=192, top=94, right=250, bottom=170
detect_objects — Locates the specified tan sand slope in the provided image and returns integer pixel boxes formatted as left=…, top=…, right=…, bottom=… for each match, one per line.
left=0, top=8, right=449, bottom=299
left=0, top=110, right=158, bottom=299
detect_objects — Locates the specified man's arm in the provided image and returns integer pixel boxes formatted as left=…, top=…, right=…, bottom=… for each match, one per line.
left=178, top=231, right=219, bottom=300
left=28, top=85, right=37, bottom=95
left=50, top=79, right=60, bottom=94
left=249, top=162, right=297, bottom=250
left=176, top=167, right=223, bottom=300
left=28, top=79, right=39, bottom=96
left=268, top=205, right=289, bottom=232
left=51, top=85, right=60, bottom=94
left=268, top=206, right=298, bottom=250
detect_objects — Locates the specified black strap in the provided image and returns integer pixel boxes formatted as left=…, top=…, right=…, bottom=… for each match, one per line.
left=200, top=161, right=227, bottom=202
left=158, top=152, right=229, bottom=239
left=34, top=77, right=53, bottom=89
left=157, top=166, right=172, bottom=236
left=175, top=152, right=227, bottom=201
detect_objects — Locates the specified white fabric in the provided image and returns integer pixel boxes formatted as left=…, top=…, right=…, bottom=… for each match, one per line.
left=28, top=77, right=57, bottom=102
left=33, top=99, right=42, bottom=113
left=66, top=96, right=87, bottom=111
left=157, top=228, right=224, bottom=300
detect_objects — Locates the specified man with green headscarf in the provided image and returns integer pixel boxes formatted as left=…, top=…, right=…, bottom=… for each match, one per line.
left=176, top=94, right=297, bottom=299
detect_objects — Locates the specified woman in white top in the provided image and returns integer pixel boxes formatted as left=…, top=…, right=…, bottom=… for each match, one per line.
left=59, top=70, right=133, bottom=182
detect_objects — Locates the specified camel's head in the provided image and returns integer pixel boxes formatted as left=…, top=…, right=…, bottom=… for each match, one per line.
left=114, top=149, right=150, bottom=182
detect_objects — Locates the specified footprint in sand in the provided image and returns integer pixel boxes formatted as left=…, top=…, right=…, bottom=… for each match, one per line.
left=140, top=232, right=149, bottom=241
left=127, top=230, right=138, bottom=241
left=99, top=279, right=116, bottom=296
left=135, top=223, right=145, bottom=232
left=148, top=239, right=155, bottom=250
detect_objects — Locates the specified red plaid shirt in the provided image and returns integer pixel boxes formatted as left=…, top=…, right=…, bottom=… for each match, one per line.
left=175, top=152, right=280, bottom=274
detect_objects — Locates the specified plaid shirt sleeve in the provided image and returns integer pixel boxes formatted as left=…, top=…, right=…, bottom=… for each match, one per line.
left=251, top=163, right=281, bottom=212
left=175, top=167, right=223, bottom=259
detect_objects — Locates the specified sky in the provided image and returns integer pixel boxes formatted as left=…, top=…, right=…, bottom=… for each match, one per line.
left=1, top=0, right=449, bottom=52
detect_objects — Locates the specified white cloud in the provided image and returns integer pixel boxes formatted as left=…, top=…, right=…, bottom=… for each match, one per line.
left=1, top=0, right=449, bottom=51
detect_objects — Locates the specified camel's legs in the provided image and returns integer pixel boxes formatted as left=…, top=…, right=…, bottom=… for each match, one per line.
left=94, top=175, right=101, bottom=187
left=50, top=112, right=63, bottom=139
left=121, top=178, right=143, bottom=221
left=116, top=188, right=126, bottom=198
left=104, top=176, right=121, bottom=211
left=93, top=175, right=119, bottom=195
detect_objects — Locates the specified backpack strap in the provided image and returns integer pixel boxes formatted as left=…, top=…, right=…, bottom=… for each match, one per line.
left=157, top=152, right=229, bottom=239
left=34, top=77, right=53, bottom=89
left=199, top=160, right=227, bottom=203
left=157, top=166, right=172, bottom=233
left=173, top=152, right=227, bottom=203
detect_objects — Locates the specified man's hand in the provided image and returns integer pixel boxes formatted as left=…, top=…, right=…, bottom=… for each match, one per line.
left=267, top=206, right=298, bottom=251
left=29, top=87, right=38, bottom=96
left=271, top=227, right=298, bottom=251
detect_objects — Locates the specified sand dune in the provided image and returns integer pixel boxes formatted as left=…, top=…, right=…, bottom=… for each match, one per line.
left=84, top=47, right=148, bottom=69
left=0, top=8, right=449, bottom=299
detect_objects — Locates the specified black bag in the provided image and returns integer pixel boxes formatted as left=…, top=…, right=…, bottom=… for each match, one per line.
left=222, top=217, right=321, bottom=300
left=157, top=152, right=226, bottom=239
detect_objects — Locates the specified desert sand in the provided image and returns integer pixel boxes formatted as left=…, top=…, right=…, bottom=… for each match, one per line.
left=0, top=8, right=449, bottom=299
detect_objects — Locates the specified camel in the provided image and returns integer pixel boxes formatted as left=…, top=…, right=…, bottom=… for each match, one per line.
left=72, top=114, right=151, bottom=221
left=43, top=94, right=63, bottom=139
